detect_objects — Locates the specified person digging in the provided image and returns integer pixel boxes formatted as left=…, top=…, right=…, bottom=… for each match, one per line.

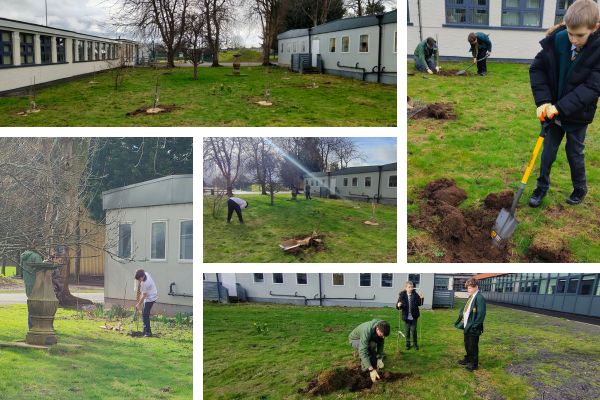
left=226, top=196, right=248, bottom=224
left=414, top=37, right=439, bottom=74
left=349, top=319, right=391, bottom=382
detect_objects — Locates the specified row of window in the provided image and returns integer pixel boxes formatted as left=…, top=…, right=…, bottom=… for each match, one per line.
left=306, top=175, right=397, bottom=189
left=479, top=274, right=600, bottom=296
left=281, top=32, right=397, bottom=55
left=0, top=30, right=118, bottom=67
left=118, top=219, right=193, bottom=261
left=251, top=273, right=422, bottom=289
left=407, top=0, right=596, bottom=28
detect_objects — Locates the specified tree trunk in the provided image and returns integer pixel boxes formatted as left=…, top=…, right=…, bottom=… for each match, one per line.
left=261, top=182, right=267, bottom=195
left=167, top=49, right=176, bottom=68
left=194, top=63, right=198, bottom=80
left=1, top=255, right=5, bottom=276
left=227, top=186, right=233, bottom=197
left=270, top=190, right=274, bottom=205
left=211, top=49, right=220, bottom=66
left=74, top=210, right=81, bottom=285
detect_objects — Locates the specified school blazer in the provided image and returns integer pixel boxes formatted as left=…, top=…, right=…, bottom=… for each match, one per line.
left=454, top=292, right=486, bottom=336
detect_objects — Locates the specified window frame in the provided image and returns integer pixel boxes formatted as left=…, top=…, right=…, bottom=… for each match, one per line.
left=56, top=37, right=66, bottom=63
left=408, top=273, right=421, bottom=289
left=40, top=35, right=52, bottom=64
left=20, top=33, right=35, bottom=65
left=87, top=41, right=92, bottom=61
left=281, top=43, right=284, bottom=53
left=579, top=275, right=596, bottom=296
left=364, top=176, right=372, bottom=188
left=78, top=40, right=85, bottom=61
left=502, top=0, right=544, bottom=28
left=329, top=37, right=336, bottom=53
left=272, top=273, right=284, bottom=285
left=359, top=33, right=370, bottom=53
left=388, top=175, right=397, bottom=188
left=445, top=0, right=490, bottom=26
left=178, top=219, right=193, bottom=262
left=341, top=36, right=350, bottom=53
left=293, top=41, right=297, bottom=53
left=343, top=177, right=348, bottom=187
left=287, top=43, right=290, bottom=53
left=351, top=176, right=358, bottom=187
left=381, top=273, right=394, bottom=288
left=332, top=273, right=345, bottom=286
left=0, top=30, right=13, bottom=66
left=359, top=273, right=372, bottom=287
left=149, top=220, right=168, bottom=262
left=118, top=222, right=133, bottom=259
left=94, top=42, right=99, bottom=60
left=102, top=43, right=107, bottom=60
left=296, top=273, right=308, bottom=285
left=253, top=273, right=265, bottom=284
left=301, top=40, right=306, bottom=52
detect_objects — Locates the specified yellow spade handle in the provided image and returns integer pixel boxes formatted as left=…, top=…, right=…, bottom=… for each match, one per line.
left=521, top=136, right=545, bottom=184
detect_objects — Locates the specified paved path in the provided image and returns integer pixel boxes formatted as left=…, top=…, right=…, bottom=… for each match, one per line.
left=488, top=301, right=600, bottom=327
left=0, top=292, right=104, bottom=305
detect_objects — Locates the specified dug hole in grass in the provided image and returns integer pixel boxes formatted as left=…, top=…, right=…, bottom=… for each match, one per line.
left=203, top=193, right=397, bottom=263
left=0, top=304, right=192, bottom=399
left=407, top=61, right=600, bottom=262
left=203, top=299, right=600, bottom=400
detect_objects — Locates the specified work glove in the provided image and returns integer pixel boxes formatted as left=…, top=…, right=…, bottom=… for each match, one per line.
left=377, top=359, right=384, bottom=369
left=370, top=370, right=380, bottom=383
left=426, top=68, right=433, bottom=75
left=397, top=302, right=402, bottom=308
left=435, top=66, right=440, bottom=72
left=537, top=103, right=559, bottom=122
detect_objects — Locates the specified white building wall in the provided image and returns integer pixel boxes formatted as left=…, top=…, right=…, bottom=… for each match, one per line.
left=408, top=0, right=559, bottom=62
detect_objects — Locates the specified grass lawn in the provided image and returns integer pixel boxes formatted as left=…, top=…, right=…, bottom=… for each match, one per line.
left=0, top=305, right=192, bottom=399
left=407, top=61, right=600, bottom=262
left=218, top=49, right=263, bottom=62
left=203, top=194, right=397, bottom=263
left=0, top=66, right=396, bottom=127
left=1, top=266, right=17, bottom=277
left=203, top=299, right=600, bottom=400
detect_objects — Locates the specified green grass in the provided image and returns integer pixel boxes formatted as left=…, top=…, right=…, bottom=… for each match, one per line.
left=203, top=194, right=397, bottom=262
left=0, top=305, right=192, bottom=399
left=203, top=299, right=600, bottom=400
left=1, top=266, right=16, bottom=277
left=407, top=61, right=600, bottom=262
left=0, top=66, right=396, bottom=127
left=218, top=49, right=264, bottom=62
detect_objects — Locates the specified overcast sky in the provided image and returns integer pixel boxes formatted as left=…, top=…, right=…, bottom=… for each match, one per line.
left=350, top=137, right=397, bottom=167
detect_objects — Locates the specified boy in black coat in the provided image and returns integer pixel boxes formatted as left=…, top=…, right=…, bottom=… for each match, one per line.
left=529, top=0, right=600, bottom=207
left=396, top=281, right=424, bottom=350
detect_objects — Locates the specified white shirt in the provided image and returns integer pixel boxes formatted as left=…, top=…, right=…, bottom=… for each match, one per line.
left=229, top=197, right=247, bottom=209
left=463, top=290, right=478, bottom=329
left=141, top=272, right=158, bottom=303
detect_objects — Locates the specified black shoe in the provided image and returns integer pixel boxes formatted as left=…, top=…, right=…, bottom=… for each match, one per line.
left=480, top=71, right=487, bottom=76
left=529, top=187, right=547, bottom=208
left=458, top=359, right=469, bottom=365
left=381, top=352, right=386, bottom=359
left=413, top=344, right=419, bottom=350
left=405, top=344, right=411, bottom=350
left=240, top=220, right=245, bottom=224
left=566, top=187, right=588, bottom=205
left=464, top=364, right=478, bottom=372
left=144, top=333, right=153, bottom=337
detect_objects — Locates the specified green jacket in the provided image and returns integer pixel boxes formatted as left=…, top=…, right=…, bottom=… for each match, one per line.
left=454, top=292, right=486, bottom=336
left=470, top=32, right=492, bottom=58
left=349, top=319, right=385, bottom=369
left=414, top=39, right=438, bottom=68
left=21, top=250, right=42, bottom=297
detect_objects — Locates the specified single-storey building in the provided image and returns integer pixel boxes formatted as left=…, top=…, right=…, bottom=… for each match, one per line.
left=102, top=175, right=193, bottom=317
left=302, top=162, right=397, bottom=205
left=0, top=17, right=140, bottom=95
left=408, top=0, right=582, bottom=63
left=277, top=10, right=397, bottom=84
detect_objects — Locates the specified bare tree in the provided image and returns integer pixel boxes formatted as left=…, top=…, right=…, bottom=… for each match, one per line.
left=199, top=0, right=236, bottom=67
left=203, top=137, right=244, bottom=196
left=183, top=10, right=206, bottom=79
left=317, top=137, right=343, bottom=172
left=248, top=0, right=281, bottom=65
left=245, top=137, right=268, bottom=195
left=264, top=149, right=282, bottom=206
left=292, top=0, right=338, bottom=27
left=334, top=137, right=367, bottom=168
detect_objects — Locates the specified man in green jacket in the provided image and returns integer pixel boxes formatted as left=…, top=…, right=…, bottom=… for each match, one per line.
left=414, top=37, right=439, bottom=74
left=349, top=318, right=391, bottom=382
left=454, top=278, right=487, bottom=372
left=468, top=32, right=492, bottom=76
left=21, top=249, right=42, bottom=330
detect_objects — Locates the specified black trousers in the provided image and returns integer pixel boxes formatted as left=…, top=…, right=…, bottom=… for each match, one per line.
left=464, top=334, right=480, bottom=367
left=227, top=199, right=243, bottom=222
left=142, top=301, right=155, bottom=335
left=404, top=318, right=418, bottom=345
left=537, top=122, right=587, bottom=191
left=477, top=50, right=488, bottom=73
left=305, top=190, right=311, bottom=200
left=351, top=339, right=377, bottom=371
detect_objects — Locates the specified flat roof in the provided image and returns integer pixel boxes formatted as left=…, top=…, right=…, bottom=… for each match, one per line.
left=102, top=175, right=193, bottom=210
left=303, top=162, right=397, bottom=178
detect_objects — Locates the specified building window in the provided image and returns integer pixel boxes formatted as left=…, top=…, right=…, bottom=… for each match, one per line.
left=351, top=177, right=358, bottom=187
left=555, top=0, right=574, bottom=25
left=531, top=279, right=539, bottom=293
left=365, top=177, right=372, bottom=187
left=359, top=273, right=371, bottom=287
left=78, top=40, right=84, bottom=61
left=287, top=43, right=290, bottom=53
left=297, top=273, right=308, bottom=285
left=580, top=275, right=595, bottom=295
left=556, top=277, right=567, bottom=293
left=20, top=33, right=35, bottom=64
left=567, top=277, right=579, bottom=293
left=394, top=31, right=397, bottom=53
left=502, top=0, right=543, bottom=27
left=315, top=180, right=318, bottom=187
left=150, top=221, right=167, bottom=260
left=293, top=42, right=297, bottom=53
left=118, top=223, right=132, bottom=258
left=389, top=175, right=397, bottom=188
left=434, top=277, right=450, bottom=290
left=359, top=34, right=369, bottom=53
left=381, top=273, right=393, bottom=288
left=273, top=273, right=284, bottom=284
left=281, top=43, right=283, bottom=53
left=94, top=42, right=99, bottom=60
left=455, top=278, right=469, bottom=292
left=0, top=31, right=13, bottom=66
left=56, top=37, right=65, bottom=62
left=341, top=36, right=350, bottom=53
left=102, top=43, right=106, bottom=60
left=332, top=273, right=344, bottom=286
left=179, top=220, right=193, bottom=260
left=112, top=44, right=116, bottom=59
left=311, top=180, right=314, bottom=186
left=40, top=35, right=52, bottom=64
left=301, top=41, right=306, bottom=52
left=343, top=178, right=348, bottom=187
left=322, top=179, right=325, bottom=185
left=329, top=37, right=336, bottom=53
left=305, top=180, right=309, bottom=186
left=87, top=41, right=92, bottom=60
left=408, top=274, right=421, bottom=289
left=254, top=273, right=264, bottom=283
left=446, top=0, right=489, bottom=25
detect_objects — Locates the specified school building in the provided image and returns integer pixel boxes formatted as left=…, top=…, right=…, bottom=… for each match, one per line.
left=277, top=10, right=397, bottom=84
left=476, top=273, right=600, bottom=317
left=407, top=0, right=591, bottom=63
left=0, top=17, right=139, bottom=95
left=302, top=162, right=397, bottom=205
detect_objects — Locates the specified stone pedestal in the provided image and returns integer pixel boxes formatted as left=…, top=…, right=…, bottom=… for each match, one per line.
left=26, top=262, right=60, bottom=346
left=232, top=54, right=241, bottom=75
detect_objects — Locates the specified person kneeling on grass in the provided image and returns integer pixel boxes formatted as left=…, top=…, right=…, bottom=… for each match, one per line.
left=227, top=196, right=248, bottom=223
left=396, top=281, right=424, bottom=350
left=349, top=319, right=390, bottom=382
left=414, top=37, right=439, bottom=74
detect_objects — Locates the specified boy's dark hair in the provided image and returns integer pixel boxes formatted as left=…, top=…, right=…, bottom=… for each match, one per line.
left=468, top=32, right=477, bottom=43
left=465, top=278, right=479, bottom=288
left=565, top=0, right=599, bottom=29
left=134, top=269, right=145, bottom=280
left=376, top=321, right=391, bottom=336
left=246, top=201, right=249, bottom=208
left=426, top=37, right=435, bottom=47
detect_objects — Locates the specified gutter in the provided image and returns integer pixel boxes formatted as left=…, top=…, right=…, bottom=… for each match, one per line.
left=168, top=282, right=193, bottom=297
left=337, top=61, right=365, bottom=81
left=376, top=14, right=383, bottom=83
left=269, top=290, right=307, bottom=305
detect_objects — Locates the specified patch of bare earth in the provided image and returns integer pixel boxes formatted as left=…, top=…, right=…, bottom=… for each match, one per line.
left=126, top=104, right=179, bottom=116
left=411, top=102, right=457, bottom=120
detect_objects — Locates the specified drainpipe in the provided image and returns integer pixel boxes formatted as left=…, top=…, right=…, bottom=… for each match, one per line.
left=376, top=14, right=383, bottom=83
left=318, top=273, right=322, bottom=306
left=417, top=0, right=423, bottom=42
left=308, top=28, right=312, bottom=55
left=376, top=165, right=382, bottom=204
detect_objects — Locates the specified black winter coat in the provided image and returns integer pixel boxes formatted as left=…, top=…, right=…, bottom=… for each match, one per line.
left=530, top=25, right=600, bottom=124
left=396, top=290, right=423, bottom=322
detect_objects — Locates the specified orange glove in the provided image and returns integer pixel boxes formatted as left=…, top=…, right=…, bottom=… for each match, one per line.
left=537, top=104, right=558, bottom=122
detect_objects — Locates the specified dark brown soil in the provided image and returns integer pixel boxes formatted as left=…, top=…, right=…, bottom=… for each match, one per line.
left=126, top=104, right=179, bottom=116
left=415, top=69, right=472, bottom=77
left=297, top=364, right=412, bottom=396
left=412, top=102, right=457, bottom=120
left=527, top=236, right=573, bottom=262
left=483, top=191, right=515, bottom=210
left=421, top=178, right=467, bottom=206
left=282, top=234, right=327, bottom=255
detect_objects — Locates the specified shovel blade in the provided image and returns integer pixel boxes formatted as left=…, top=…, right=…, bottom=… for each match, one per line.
left=456, top=70, right=465, bottom=75
left=491, top=208, right=519, bottom=247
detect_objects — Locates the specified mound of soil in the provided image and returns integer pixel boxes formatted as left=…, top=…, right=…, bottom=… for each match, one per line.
left=527, top=236, right=573, bottom=262
left=126, top=104, right=178, bottom=116
left=411, top=102, right=457, bottom=120
left=421, top=178, right=467, bottom=206
left=297, top=364, right=411, bottom=396
left=483, top=191, right=514, bottom=210
left=282, top=233, right=327, bottom=255
left=414, top=69, right=470, bottom=77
